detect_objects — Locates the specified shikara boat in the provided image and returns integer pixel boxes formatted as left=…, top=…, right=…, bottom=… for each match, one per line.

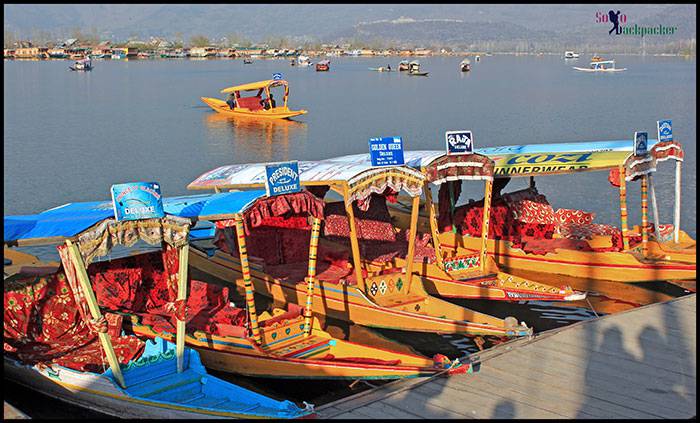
left=474, top=139, right=695, bottom=264
left=201, top=79, right=308, bottom=120
left=4, top=212, right=313, bottom=419
left=357, top=150, right=586, bottom=302
left=315, top=60, right=330, bottom=71
left=69, top=58, right=93, bottom=71
left=4, top=193, right=464, bottom=381
left=573, top=60, right=626, bottom=72
left=398, top=60, right=410, bottom=71
left=388, top=142, right=695, bottom=283
left=407, top=61, right=429, bottom=76
left=460, top=59, right=471, bottom=72
left=187, top=157, right=533, bottom=338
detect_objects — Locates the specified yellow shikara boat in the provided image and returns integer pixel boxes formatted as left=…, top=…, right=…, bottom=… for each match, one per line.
left=352, top=151, right=586, bottom=302
left=187, top=157, right=533, bottom=338
left=201, top=79, right=308, bottom=120
left=388, top=141, right=695, bottom=284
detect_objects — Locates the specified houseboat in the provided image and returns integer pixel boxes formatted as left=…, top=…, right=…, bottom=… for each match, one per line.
left=47, top=48, right=68, bottom=59
left=190, top=47, right=217, bottom=58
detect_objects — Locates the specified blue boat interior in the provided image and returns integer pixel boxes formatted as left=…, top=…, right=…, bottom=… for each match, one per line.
left=103, top=337, right=311, bottom=418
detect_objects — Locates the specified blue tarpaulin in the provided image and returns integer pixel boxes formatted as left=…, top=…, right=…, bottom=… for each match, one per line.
left=4, top=190, right=266, bottom=243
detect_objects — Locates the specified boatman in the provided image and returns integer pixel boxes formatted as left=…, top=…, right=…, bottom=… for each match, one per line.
left=226, top=93, right=236, bottom=109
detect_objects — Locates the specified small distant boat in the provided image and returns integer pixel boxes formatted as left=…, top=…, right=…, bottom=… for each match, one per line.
left=398, top=60, right=410, bottom=71
left=69, top=58, right=93, bottom=71
left=297, top=55, right=312, bottom=67
left=475, top=55, right=481, bottom=62
left=407, top=61, right=429, bottom=76
left=243, top=57, right=253, bottom=64
left=564, top=51, right=580, bottom=59
left=573, top=60, right=626, bottom=73
left=460, top=58, right=471, bottom=72
left=369, top=66, right=393, bottom=72
left=316, top=60, right=330, bottom=71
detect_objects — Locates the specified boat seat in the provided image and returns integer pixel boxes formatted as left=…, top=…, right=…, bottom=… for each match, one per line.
left=236, top=96, right=264, bottom=111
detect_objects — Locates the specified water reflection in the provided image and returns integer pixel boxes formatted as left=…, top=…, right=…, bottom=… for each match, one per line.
left=203, top=113, right=307, bottom=160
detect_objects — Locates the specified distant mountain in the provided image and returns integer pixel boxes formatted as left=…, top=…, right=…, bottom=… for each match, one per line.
left=3, top=4, right=695, bottom=51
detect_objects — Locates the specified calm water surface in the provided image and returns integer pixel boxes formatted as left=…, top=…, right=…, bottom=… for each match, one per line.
left=3, top=55, right=696, bottom=236
left=3, top=55, right=696, bottom=418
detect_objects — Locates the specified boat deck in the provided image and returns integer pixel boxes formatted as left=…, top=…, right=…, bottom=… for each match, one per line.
left=317, top=294, right=696, bottom=419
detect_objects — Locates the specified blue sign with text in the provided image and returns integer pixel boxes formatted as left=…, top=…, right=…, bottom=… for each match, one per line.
left=445, top=130, right=474, bottom=155
left=657, top=119, right=673, bottom=142
left=369, top=136, right=405, bottom=166
left=111, top=182, right=165, bottom=221
left=265, top=161, right=301, bottom=196
left=272, top=72, right=283, bottom=80
left=634, top=131, right=648, bottom=156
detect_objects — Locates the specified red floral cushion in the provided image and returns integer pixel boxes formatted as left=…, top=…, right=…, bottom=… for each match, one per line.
left=554, top=208, right=596, bottom=225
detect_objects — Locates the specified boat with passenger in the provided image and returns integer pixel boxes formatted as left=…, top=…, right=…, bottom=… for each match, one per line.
left=407, top=61, right=429, bottom=76
left=398, top=60, right=410, bottom=71
left=460, top=59, right=471, bottom=72
left=201, top=79, right=308, bottom=120
left=69, top=58, right=93, bottom=71
left=3, top=201, right=314, bottom=419
left=316, top=60, right=330, bottom=71
left=297, top=55, right=312, bottom=67
left=186, top=156, right=533, bottom=338
left=573, top=60, right=626, bottom=72
left=564, top=51, right=580, bottom=59
left=387, top=140, right=695, bottom=284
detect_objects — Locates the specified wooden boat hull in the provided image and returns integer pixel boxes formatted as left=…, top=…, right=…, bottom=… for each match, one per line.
left=388, top=204, right=696, bottom=283
left=200, top=97, right=307, bottom=120
left=3, top=356, right=303, bottom=419
left=407, top=72, right=429, bottom=76
left=130, top=315, right=455, bottom=380
left=189, top=247, right=532, bottom=338
left=366, top=255, right=586, bottom=302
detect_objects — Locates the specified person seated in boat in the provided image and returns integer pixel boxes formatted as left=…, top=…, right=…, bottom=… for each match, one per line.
left=226, top=93, right=236, bottom=109
left=260, top=93, right=276, bottom=110
left=387, top=64, right=391, bottom=71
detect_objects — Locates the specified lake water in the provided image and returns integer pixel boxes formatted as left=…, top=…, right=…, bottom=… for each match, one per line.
left=3, top=54, right=696, bottom=417
left=3, top=54, right=696, bottom=237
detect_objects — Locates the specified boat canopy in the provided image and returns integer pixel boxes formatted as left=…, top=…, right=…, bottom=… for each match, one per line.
left=474, top=139, right=660, bottom=155
left=484, top=149, right=655, bottom=179
left=188, top=154, right=426, bottom=204
left=592, top=60, right=615, bottom=65
left=221, top=79, right=287, bottom=94
left=317, top=60, right=330, bottom=65
left=4, top=190, right=267, bottom=245
left=403, top=151, right=494, bottom=184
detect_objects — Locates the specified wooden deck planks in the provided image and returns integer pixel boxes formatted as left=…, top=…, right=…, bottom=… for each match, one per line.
left=317, top=294, right=696, bottom=419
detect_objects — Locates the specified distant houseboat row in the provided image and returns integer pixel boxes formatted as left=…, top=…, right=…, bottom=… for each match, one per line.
left=4, top=44, right=470, bottom=60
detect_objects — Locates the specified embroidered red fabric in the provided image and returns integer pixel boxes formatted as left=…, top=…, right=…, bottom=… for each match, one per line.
left=4, top=272, right=143, bottom=372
